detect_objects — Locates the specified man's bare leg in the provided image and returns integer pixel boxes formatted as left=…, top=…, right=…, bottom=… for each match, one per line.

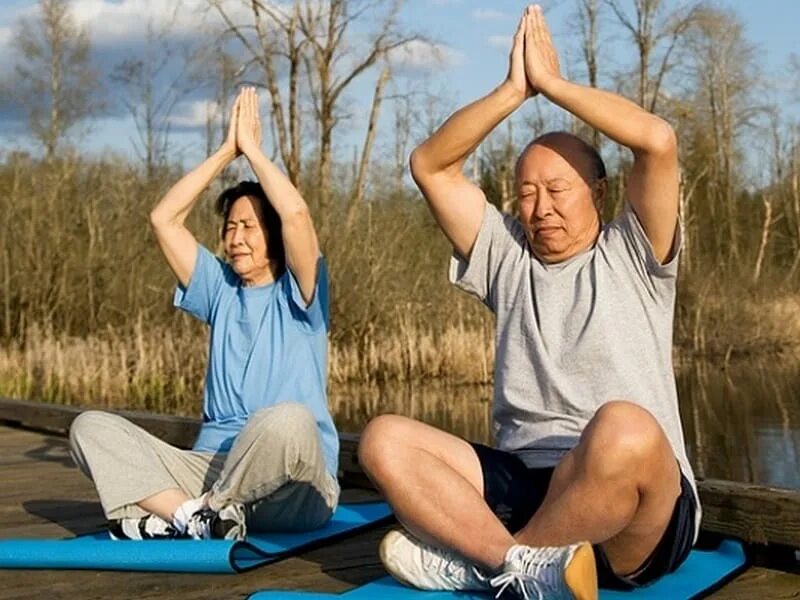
left=359, top=415, right=514, bottom=571
left=515, top=401, right=682, bottom=576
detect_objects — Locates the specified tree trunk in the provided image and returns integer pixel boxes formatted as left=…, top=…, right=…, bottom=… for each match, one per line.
left=347, top=65, right=390, bottom=230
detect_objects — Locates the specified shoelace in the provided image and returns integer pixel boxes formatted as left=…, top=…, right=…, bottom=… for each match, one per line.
left=489, top=546, right=565, bottom=600
left=185, top=508, right=214, bottom=540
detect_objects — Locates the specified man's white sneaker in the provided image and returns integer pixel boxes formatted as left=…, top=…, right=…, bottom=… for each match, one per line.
left=489, top=542, right=597, bottom=600
left=379, top=529, right=492, bottom=592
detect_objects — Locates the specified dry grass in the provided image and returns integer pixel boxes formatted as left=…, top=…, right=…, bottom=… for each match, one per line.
left=0, top=318, right=494, bottom=414
left=5, top=289, right=800, bottom=414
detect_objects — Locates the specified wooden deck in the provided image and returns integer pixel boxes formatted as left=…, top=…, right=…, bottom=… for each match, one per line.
left=0, top=425, right=391, bottom=600
left=1, top=400, right=799, bottom=598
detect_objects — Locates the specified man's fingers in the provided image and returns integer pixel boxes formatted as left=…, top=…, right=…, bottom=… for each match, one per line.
left=531, top=4, right=544, bottom=49
left=537, top=5, right=556, bottom=53
left=535, top=5, right=559, bottom=71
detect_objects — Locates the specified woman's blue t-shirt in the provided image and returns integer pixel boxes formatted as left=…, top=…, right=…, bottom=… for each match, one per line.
left=173, top=245, right=338, bottom=476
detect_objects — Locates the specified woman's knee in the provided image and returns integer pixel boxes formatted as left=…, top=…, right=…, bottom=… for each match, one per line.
left=248, top=402, right=316, bottom=438
left=69, top=410, right=130, bottom=473
left=69, top=410, right=123, bottom=451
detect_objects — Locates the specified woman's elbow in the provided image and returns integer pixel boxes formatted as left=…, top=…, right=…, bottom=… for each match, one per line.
left=282, top=204, right=312, bottom=229
left=148, top=208, right=163, bottom=229
left=148, top=208, right=167, bottom=230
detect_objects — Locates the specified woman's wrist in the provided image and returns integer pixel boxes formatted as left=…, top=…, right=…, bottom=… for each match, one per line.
left=214, top=144, right=238, bottom=164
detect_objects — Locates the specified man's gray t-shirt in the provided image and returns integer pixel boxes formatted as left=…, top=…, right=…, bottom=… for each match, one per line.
left=450, top=202, right=700, bottom=540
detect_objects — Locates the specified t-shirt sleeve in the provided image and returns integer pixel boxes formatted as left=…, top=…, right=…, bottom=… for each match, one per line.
left=448, top=202, right=527, bottom=311
left=602, top=203, right=682, bottom=304
left=615, top=203, right=682, bottom=280
left=173, top=244, right=227, bottom=324
left=283, top=256, right=329, bottom=332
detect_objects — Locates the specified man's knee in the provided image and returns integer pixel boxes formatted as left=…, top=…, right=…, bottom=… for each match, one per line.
left=583, top=401, right=671, bottom=478
left=358, top=414, right=411, bottom=479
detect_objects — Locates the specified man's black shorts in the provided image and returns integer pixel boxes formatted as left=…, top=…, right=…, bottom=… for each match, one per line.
left=470, top=442, right=697, bottom=590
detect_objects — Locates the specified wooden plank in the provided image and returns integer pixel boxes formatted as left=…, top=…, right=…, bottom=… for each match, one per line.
left=697, top=480, right=800, bottom=547
left=0, top=397, right=200, bottom=448
left=708, top=566, right=800, bottom=599
left=3, top=398, right=800, bottom=548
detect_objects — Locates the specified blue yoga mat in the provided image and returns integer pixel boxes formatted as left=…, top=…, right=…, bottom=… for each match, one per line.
left=0, top=502, right=392, bottom=573
left=250, top=539, right=746, bottom=600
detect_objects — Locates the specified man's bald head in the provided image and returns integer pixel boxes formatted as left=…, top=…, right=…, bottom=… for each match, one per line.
left=515, top=131, right=606, bottom=188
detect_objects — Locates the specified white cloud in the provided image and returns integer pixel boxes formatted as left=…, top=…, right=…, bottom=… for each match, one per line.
left=169, top=99, right=216, bottom=129
left=389, top=39, right=463, bottom=70
left=68, top=0, right=217, bottom=44
left=0, top=26, right=12, bottom=48
left=487, top=35, right=512, bottom=51
left=472, top=8, right=507, bottom=21
left=169, top=92, right=270, bottom=129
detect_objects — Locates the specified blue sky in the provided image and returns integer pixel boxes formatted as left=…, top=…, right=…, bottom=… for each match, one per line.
left=0, top=0, right=798, bottom=168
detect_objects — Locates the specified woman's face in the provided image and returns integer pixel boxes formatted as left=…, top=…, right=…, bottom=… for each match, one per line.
left=222, top=196, right=272, bottom=284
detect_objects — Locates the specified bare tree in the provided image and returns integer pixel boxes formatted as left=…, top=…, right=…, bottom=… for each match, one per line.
left=347, top=63, right=391, bottom=229
left=790, top=135, right=800, bottom=277
left=200, top=46, right=241, bottom=162
left=573, top=0, right=602, bottom=147
left=392, top=88, right=412, bottom=189
left=752, top=195, right=773, bottom=284
left=9, top=0, right=102, bottom=158
left=111, top=11, right=195, bottom=180
left=209, top=0, right=419, bottom=232
left=604, top=0, right=698, bottom=112
left=297, top=0, right=418, bottom=230
left=684, top=6, right=763, bottom=263
left=209, top=0, right=304, bottom=188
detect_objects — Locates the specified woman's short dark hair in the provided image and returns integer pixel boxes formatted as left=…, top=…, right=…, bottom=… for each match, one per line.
left=215, top=181, right=285, bottom=268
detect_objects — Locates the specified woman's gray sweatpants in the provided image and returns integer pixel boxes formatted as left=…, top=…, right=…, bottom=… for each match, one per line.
left=69, top=402, right=339, bottom=532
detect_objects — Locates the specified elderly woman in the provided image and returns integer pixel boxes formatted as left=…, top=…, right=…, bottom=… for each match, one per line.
left=69, top=87, right=339, bottom=540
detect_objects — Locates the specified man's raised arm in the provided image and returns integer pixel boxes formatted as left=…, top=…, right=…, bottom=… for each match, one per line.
left=524, top=5, right=679, bottom=263
left=410, top=14, right=530, bottom=260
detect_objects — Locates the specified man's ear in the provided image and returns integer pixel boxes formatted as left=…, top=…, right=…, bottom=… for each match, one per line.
left=593, top=178, right=608, bottom=212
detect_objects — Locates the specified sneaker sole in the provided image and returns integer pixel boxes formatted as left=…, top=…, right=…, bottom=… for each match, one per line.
left=564, top=542, right=598, bottom=600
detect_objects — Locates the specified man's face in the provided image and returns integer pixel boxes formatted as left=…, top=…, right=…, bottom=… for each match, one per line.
left=515, top=140, right=603, bottom=263
left=222, top=196, right=271, bottom=281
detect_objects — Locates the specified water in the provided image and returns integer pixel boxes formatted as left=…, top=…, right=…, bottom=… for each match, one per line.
left=330, top=360, right=800, bottom=490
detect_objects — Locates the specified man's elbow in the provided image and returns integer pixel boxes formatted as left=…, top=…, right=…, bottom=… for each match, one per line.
left=410, top=146, right=454, bottom=185
left=642, top=121, right=677, bottom=157
left=409, top=147, right=429, bottom=183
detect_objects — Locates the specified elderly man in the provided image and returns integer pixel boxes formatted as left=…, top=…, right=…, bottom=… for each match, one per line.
left=358, top=6, right=698, bottom=600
